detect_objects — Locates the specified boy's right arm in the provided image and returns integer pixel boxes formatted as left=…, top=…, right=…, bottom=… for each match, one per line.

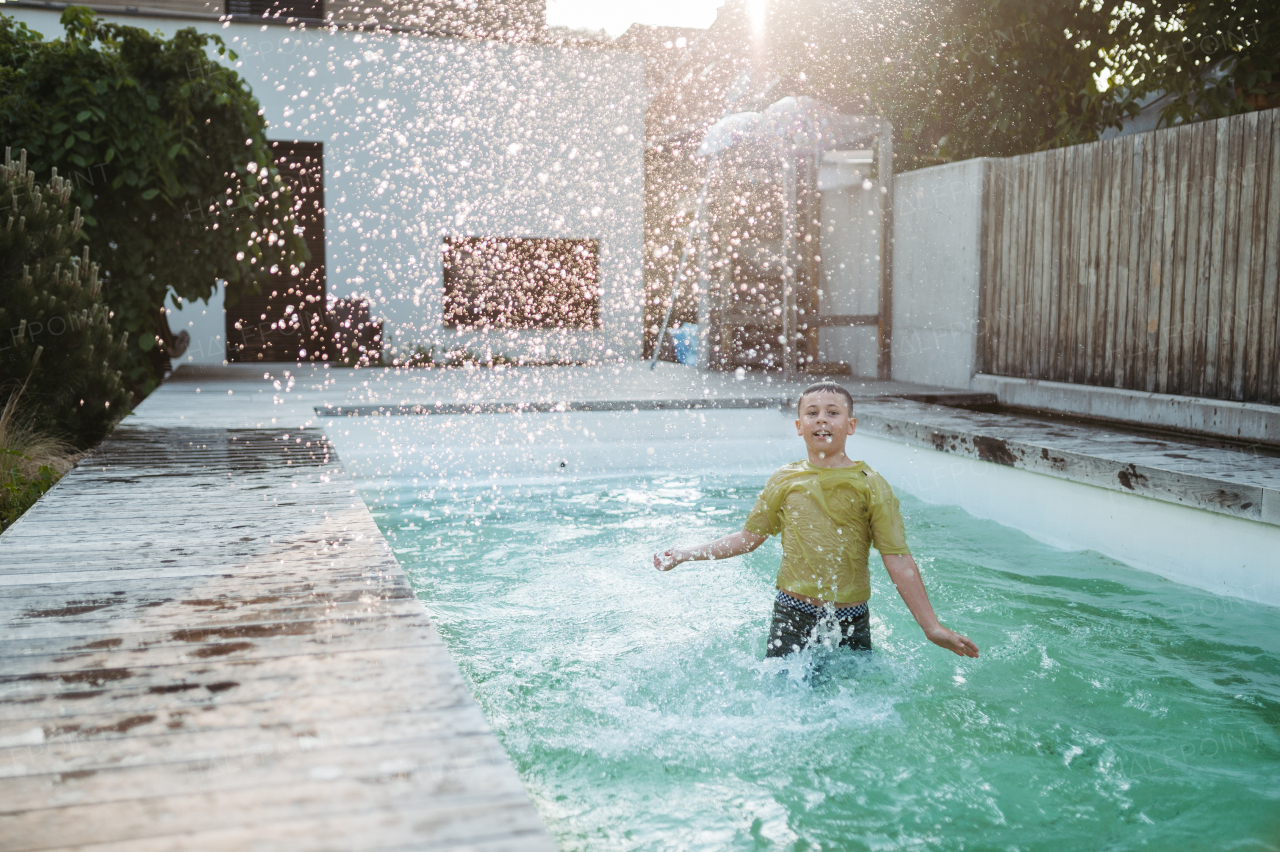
left=654, top=529, right=767, bottom=571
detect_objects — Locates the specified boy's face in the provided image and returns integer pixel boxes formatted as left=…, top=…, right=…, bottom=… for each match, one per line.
left=795, top=391, right=856, bottom=456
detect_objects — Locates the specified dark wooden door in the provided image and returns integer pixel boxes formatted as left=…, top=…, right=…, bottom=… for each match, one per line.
left=226, top=141, right=326, bottom=362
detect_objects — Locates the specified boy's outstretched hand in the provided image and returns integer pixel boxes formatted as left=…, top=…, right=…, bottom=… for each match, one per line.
left=925, top=625, right=980, bottom=658
left=653, top=530, right=767, bottom=572
left=653, top=550, right=682, bottom=571
left=882, top=553, right=980, bottom=658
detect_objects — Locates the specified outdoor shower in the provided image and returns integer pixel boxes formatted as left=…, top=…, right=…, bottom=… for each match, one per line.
left=652, top=98, right=895, bottom=381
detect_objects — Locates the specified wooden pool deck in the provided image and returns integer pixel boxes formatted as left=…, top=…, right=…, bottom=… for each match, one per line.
left=0, top=426, right=555, bottom=850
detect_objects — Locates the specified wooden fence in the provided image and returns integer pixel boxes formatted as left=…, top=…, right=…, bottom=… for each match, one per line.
left=980, top=108, right=1280, bottom=404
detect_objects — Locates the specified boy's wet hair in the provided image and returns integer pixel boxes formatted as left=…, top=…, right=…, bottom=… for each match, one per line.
left=797, top=381, right=855, bottom=415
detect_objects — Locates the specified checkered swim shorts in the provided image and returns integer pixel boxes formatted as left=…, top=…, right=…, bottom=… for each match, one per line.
left=775, top=589, right=869, bottom=620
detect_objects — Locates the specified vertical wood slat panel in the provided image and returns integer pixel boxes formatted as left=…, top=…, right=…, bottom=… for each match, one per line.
left=1098, top=140, right=1120, bottom=384
left=1244, top=113, right=1270, bottom=400
left=992, top=158, right=1010, bottom=375
left=1191, top=125, right=1217, bottom=397
left=1107, top=136, right=1131, bottom=384
left=1009, top=155, right=1031, bottom=377
left=1020, top=154, right=1039, bottom=377
left=1001, top=158, right=1020, bottom=376
left=1155, top=126, right=1180, bottom=393
left=993, top=159, right=1011, bottom=374
left=1099, top=142, right=1116, bottom=381
left=1026, top=152, right=1043, bottom=377
left=992, top=158, right=1010, bottom=376
left=978, top=160, right=1001, bottom=374
left=1010, top=155, right=1030, bottom=376
left=975, top=109, right=1277, bottom=404
left=1087, top=142, right=1110, bottom=384
left=1176, top=124, right=1203, bottom=395
left=1218, top=114, right=1246, bottom=399
left=1116, top=135, right=1143, bottom=388
left=1134, top=132, right=1158, bottom=391
left=1258, top=111, right=1280, bottom=400
left=1166, top=126, right=1191, bottom=395
left=1145, top=128, right=1167, bottom=392
left=1048, top=149, right=1068, bottom=380
left=1032, top=151, right=1052, bottom=378
left=1233, top=111, right=1261, bottom=399
left=1066, top=143, right=1086, bottom=382
left=1079, top=143, right=1099, bottom=383
left=1079, top=143, right=1098, bottom=383
left=1203, top=119, right=1231, bottom=396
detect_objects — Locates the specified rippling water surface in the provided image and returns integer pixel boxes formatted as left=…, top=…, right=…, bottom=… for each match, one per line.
left=367, top=474, right=1280, bottom=851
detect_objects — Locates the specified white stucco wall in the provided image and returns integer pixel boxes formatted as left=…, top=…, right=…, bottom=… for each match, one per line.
left=11, top=10, right=646, bottom=364
left=890, top=158, right=988, bottom=389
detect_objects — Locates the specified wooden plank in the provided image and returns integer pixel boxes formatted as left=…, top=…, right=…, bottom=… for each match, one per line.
left=1111, top=135, right=1138, bottom=386
left=1027, top=152, right=1047, bottom=377
left=0, top=648, right=475, bottom=724
left=0, top=750, right=534, bottom=849
left=1004, top=156, right=1026, bottom=377
left=978, top=159, right=1005, bottom=374
left=0, top=703, right=496, bottom=781
left=1208, top=111, right=1239, bottom=394
left=1191, top=120, right=1218, bottom=396
left=1069, top=142, right=1092, bottom=384
left=1023, top=152, right=1041, bottom=378
left=1098, top=139, right=1120, bottom=385
left=6, top=794, right=550, bottom=852
left=1046, top=149, right=1066, bottom=380
left=1175, top=123, right=1203, bottom=394
left=997, top=157, right=1021, bottom=375
left=1259, top=109, right=1280, bottom=403
left=1205, top=117, right=1234, bottom=396
left=1130, top=130, right=1155, bottom=391
left=1079, top=141, right=1101, bottom=383
left=1048, top=149, right=1068, bottom=380
left=1143, top=126, right=1169, bottom=392
left=1059, top=145, right=1080, bottom=381
left=1229, top=111, right=1260, bottom=399
left=1000, top=157, right=1022, bottom=376
left=1241, top=110, right=1270, bottom=400
left=1157, top=125, right=1185, bottom=393
left=1085, top=140, right=1109, bottom=384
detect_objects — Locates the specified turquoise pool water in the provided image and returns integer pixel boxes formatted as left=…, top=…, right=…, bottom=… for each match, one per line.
left=368, top=473, right=1280, bottom=851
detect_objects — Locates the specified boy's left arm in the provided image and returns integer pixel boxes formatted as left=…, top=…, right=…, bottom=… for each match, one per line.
left=881, top=554, right=980, bottom=658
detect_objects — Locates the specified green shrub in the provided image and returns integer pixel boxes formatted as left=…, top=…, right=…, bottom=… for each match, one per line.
left=0, top=148, right=130, bottom=447
left=0, top=8, right=307, bottom=393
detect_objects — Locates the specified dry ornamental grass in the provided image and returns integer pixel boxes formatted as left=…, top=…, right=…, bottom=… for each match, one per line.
left=0, top=386, right=81, bottom=531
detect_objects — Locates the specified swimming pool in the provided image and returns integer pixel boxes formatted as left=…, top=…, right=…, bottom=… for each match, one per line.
left=328, top=411, right=1280, bottom=851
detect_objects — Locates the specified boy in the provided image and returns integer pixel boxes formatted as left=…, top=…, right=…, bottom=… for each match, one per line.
left=653, top=382, right=979, bottom=659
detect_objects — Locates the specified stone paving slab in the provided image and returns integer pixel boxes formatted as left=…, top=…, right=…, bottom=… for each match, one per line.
left=851, top=398, right=1280, bottom=526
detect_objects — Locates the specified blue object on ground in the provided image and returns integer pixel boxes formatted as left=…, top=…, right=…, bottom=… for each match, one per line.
left=671, top=324, right=698, bottom=366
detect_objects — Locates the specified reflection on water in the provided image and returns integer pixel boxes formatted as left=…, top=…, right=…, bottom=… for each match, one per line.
left=369, top=475, right=1280, bottom=852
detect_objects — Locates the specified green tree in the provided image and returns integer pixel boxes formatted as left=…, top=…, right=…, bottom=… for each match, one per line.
left=0, top=147, right=130, bottom=447
left=0, top=7, right=308, bottom=391
left=759, top=0, right=1278, bottom=170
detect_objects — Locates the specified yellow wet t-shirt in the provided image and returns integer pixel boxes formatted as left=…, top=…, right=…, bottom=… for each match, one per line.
left=743, top=460, right=910, bottom=603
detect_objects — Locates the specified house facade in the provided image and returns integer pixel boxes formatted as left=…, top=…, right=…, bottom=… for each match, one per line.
left=7, top=0, right=646, bottom=365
